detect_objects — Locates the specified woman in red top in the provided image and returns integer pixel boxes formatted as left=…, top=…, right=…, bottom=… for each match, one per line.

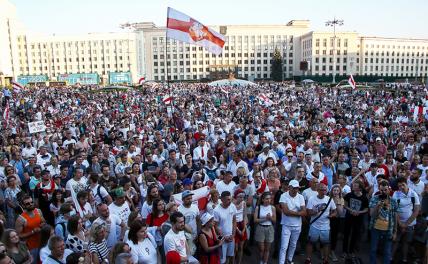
left=198, top=213, right=223, bottom=264
left=146, top=198, right=169, bottom=227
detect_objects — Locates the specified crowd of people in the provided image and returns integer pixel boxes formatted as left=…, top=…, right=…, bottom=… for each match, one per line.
left=0, top=81, right=427, bottom=264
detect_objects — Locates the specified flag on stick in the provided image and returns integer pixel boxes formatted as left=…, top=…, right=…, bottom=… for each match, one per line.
left=348, top=74, right=356, bottom=89
left=11, top=81, right=23, bottom=92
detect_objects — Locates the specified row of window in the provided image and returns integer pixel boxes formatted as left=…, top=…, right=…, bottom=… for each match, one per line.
left=153, top=52, right=292, bottom=60
left=152, top=35, right=294, bottom=44
left=153, top=59, right=293, bottom=67
left=363, top=65, right=428, bottom=72
left=364, top=58, right=428, bottom=64
left=24, top=40, right=131, bottom=50
left=364, top=44, right=428, bottom=50
left=315, top=38, right=349, bottom=48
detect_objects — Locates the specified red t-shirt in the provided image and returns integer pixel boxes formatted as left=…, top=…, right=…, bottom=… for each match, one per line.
left=146, top=213, right=169, bottom=227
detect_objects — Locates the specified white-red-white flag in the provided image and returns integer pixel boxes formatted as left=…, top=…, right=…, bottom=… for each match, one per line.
left=138, top=77, right=145, bottom=85
left=12, top=81, right=23, bottom=93
left=413, top=106, right=428, bottom=122
left=172, top=186, right=210, bottom=212
left=163, top=95, right=173, bottom=105
left=167, top=7, right=225, bottom=55
left=348, top=74, right=356, bottom=89
left=2, top=103, right=9, bottom=127
left=258, top=93, right=274, bottom=106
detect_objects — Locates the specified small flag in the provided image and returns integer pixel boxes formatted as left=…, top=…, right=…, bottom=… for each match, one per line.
left=220, top=87, right=229, bottom=94
left=348, top=74, right=356, bottom=89
left=138, top=77, right=145, bottom=85
left=163, top=95, right=173, bottom=105
left=12, top=81, right=23, bottom=92
left=167, top=7, right=225, bottom=55
left=2, top=103, right=9, bottom=127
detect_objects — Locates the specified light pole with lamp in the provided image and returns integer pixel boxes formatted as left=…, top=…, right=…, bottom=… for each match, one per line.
left=325, top=18, right=344, bottom=84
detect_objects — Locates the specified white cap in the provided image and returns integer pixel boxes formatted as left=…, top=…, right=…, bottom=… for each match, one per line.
left=289, top=179, right=300, bottom=188
left=201, top=212, right=214, bottom=226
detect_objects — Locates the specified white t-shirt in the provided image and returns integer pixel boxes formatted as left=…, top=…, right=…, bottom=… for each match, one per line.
left=128, top=233, right=157, bottom=264
left=109, top=202, right=131, bottom=224
left=417, top=164, right=428, bottom=181
left=90, top=184, right=110, bottom=205
left=66, top=177, right=88, bottom=195
left=93, top=214, right=122, bottom=249
left=408, top=179, right=425, bottom=200
left=164, top=230, right=187, bottom=258
left=141, top=201, right=152, bottom=219
left=215, top=180, right=236, bottom=196
left=302, top=188, right=318, bottom=203
left=307, top=195, right=337, bottom=230
left=280, top=192, right=305, bottom=227
left=392, top=189, right=420, bottom=226
left=213, top=203, right=237, bottom=236
left=178, top=204, right=200, bottom=239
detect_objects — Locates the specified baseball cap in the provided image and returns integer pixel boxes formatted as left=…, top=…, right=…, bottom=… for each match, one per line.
left=262, top=143, right=270, bottom=149
left=200, top=212, right=214, bottom=226
left=289, top=179, right=300, bottom=188
left=234, top=189, right=245, bottom=198
left=182, top=178, right=192, bottom=186
left=113, top=187, right=125, bottom=198
left=376, top=137, right=381, bottom=141
left=182, top=190, right=194, bottom=199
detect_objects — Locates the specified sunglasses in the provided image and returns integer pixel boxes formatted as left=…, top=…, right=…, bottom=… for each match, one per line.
left=23, top=201, right=33, bottom=206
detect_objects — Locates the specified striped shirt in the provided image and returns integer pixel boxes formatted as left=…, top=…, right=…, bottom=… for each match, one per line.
left=88, top=240, right=109, bottom=262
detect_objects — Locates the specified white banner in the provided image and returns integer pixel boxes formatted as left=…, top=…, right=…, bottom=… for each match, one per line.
left=28, top=121, right=46, bottom=134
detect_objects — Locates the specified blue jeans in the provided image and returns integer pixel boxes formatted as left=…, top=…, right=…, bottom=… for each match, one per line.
left=370, top=229, right=392, bottom=264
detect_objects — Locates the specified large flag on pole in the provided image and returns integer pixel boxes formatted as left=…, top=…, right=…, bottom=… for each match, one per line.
left=167, top=7, right=225, bottom=55
left=348, top=74, right=356, bottom=89
left=11, top=81, right=23, bottom=93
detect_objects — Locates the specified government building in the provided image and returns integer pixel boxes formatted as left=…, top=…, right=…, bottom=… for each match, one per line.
left=0, top=0, right=427, bottom=86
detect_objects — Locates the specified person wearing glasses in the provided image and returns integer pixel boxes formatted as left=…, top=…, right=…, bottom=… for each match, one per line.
left=15, top=194, right=45, bottom=264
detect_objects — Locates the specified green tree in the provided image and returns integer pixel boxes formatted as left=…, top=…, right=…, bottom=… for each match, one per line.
left=271, top=48, right=283, bottom=81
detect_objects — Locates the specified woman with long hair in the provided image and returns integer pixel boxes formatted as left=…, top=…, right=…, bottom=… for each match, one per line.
left=66, top=215, right=87, bottom=253
left=254, top=192, right=276, bottom=264
left=127, top=220, right=158, bottom=264
left=198, top=213, right=223, bottom=264
left=110, top=242, right=131, bottom=264
left=88, top=223, right=109, bottom=264
left=329, top=184, right=345, bottom=262
left=49, top=189, right=64, bottom=218
left=141, top=184, right=159, bottom=220
left=2, top=229, right=32, bottom=264
left=206, top=189, right=220, bottom=215
left=263, top=157, right=280, bottom=179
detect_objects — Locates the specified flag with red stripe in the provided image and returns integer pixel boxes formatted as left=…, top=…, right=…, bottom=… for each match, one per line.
left=163, top=95, right=173, bottom=105
left=11, top=81, right=23, bottom=93
left=172, top=186, right=210, bottom=212
left=2, top=103, right=9, bottom=128
left=348, top=74, right=356, bottom=89
left=138, top=77, right=145, bottom=85
left=167, top=7, right=225, bottom=55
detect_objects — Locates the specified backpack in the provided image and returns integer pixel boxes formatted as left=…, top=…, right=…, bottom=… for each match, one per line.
left=396, top=195, right=416, bottom=210
left=95, top=185, right=107, bottom=204
left=345, top=256, right=364, bottom=264
left=55, top=222, right=66, bottom=238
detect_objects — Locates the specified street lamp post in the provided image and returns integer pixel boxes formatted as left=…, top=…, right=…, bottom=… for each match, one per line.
left=326, top=18, right=344, bottom=84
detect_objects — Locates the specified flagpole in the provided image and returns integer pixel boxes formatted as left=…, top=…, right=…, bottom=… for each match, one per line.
left=165, top=13, right=173, bottom=119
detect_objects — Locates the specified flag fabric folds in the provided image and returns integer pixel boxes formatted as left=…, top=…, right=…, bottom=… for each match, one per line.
left=138, top=77, right=146, bottom=85
left=12, top=81, right=23, bottom=93
left=3, top=103, right=9, bottom=127
left=348, top=74, right=356, bottom=89
left=167, top=7, right=225, bottom=55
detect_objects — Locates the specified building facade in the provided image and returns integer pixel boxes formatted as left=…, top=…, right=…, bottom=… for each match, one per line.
left=300, top=31, right=428, bottom=80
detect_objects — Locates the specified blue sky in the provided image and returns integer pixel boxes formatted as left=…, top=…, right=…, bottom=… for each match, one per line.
left=10, top=0, right=428, bottom=38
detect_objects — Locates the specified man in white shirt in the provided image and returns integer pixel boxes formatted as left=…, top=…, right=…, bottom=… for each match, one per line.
left=36, top=146, right=52, bottom=168
left=178, top=190, right=200, bottom=240
left=214, top=191, right=237, bottom=264
left=392, top=177, right=421, bottom=263
left=215, top=171, right=236, bottom=196
left=108, top=187, right=131, bottom=224
left=305, top=183, right=337, bottom=264
left=279, top=180, right=306, bottom=264
left=93, top=203, right=126, bottom=249
left=408, top=169, right=425, bottom=200
left=226, top=152, right=249, bottom=177
left=164, top=211, right=199, bottom=264
left=21, top=139, right=37, bottom=160
left=257, top=144, right=278, bottom=165
left=193, top=138, right=210, bottom=162
left=88, top=173, right=112, bottom=205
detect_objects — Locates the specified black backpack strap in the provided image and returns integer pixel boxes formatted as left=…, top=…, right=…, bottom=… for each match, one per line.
left=310, top=197, right=332, bottom=225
